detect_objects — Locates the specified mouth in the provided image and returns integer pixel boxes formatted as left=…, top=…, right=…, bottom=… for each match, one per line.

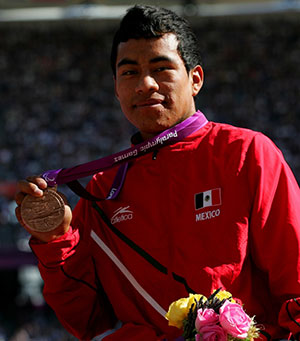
left=134, top=98, right=164, bottom=108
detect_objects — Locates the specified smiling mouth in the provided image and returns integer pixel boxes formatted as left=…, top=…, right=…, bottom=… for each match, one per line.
left=134, top=99, right=164, bottom=108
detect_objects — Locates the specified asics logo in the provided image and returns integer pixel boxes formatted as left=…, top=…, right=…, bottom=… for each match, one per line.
left=111, top=206, right=133, bottom=224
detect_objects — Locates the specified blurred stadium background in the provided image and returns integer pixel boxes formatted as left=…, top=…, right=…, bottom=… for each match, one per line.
left=0, top=0, right=299, bottom=339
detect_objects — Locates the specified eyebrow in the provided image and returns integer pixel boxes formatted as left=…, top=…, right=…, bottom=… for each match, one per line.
left=117, top=58, right=137, bottom=69
left=117, top=55, right=175, bottom=69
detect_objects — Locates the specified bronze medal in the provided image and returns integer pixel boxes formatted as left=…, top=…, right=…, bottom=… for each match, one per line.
left=20, top=189, right=65, bottom=232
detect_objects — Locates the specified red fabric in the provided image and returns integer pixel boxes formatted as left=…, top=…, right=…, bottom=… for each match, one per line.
left=279, top=298, right=300, bottom=337
left=104, top=323, right=160, bottom=341
left=30, top=227, right=79, bottom=267
left=31, top=120, right=300, bottom=340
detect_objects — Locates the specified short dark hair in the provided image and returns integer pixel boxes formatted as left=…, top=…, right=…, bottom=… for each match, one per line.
left=110, top=5, right=202, bottom=76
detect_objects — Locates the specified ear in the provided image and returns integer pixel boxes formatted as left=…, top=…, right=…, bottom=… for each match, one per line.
left=190, top=65, right=204, bottom=97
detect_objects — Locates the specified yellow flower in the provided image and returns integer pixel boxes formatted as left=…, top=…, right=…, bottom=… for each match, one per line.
left=214, top=289, right=235, bottom=303
left=187, top=293, right=206, bottom=308
left=165, top=294, right=206, bottom=329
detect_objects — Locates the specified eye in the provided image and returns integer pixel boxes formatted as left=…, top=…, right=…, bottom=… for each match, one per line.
left=155, top=66, right=169, bottom=72
left=121, top=70, right=138, bottom=76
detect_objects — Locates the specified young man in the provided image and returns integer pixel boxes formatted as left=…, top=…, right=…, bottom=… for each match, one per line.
left=15, top=5, right=300, bottom=340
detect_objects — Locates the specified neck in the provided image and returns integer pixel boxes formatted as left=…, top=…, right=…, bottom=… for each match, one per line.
left=139, top=112, right=195, bottom=141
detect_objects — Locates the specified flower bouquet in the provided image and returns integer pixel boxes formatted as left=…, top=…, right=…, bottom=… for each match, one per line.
left=165, top=288, right=260, bottom=341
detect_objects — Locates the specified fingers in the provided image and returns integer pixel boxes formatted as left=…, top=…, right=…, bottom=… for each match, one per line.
left=16, top=176, right=47, bottom=199
left=15, top=175, right=48, bottom=215
left=63, top=205, right=72, bottom=229
left=26, top=176, right=48, bottom=190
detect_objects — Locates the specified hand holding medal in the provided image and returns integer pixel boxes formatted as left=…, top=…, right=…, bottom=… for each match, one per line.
left=20, top=187, right=65, bottom=232
left=15, top=176, right=72, bottom=242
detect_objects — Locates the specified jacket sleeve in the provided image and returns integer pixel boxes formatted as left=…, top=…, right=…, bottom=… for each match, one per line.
left=30, top=198, right=117, bottom=340
left=247, top=133, right=300, bottom=337
left=102, top=323, right=163, bottom=341
left=100, top=323, right=183, bottom=341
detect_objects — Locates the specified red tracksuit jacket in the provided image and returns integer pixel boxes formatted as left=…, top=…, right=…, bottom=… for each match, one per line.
left=30, top=118, right=300, bottom=340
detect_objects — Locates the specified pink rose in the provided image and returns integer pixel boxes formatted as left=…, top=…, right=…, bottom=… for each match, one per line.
left=196, top=324, right=227, bottom=341
left=219, top=300, right=251, bottom=338
left=195, top=308, right=219, bottom=331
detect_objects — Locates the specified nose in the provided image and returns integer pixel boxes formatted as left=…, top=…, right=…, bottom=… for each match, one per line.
left=135, top=74, right=159, bottom=93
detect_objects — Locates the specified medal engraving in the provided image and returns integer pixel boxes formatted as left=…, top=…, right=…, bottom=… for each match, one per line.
left=21, top=189, right=65, bottom=232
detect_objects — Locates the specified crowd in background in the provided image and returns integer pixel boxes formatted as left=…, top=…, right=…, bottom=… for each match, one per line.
left=0, top=12, right=299, bottom=339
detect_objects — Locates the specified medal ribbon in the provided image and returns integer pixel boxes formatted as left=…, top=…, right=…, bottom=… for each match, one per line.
left=42, top=111, right=208, bottom=200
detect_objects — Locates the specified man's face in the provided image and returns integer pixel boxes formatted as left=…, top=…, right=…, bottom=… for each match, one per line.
left=114, top=33, right=203, bottom=140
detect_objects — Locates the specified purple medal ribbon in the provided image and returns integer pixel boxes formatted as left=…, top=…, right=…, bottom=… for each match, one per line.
left=42, top=111, right=208, bottom=200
